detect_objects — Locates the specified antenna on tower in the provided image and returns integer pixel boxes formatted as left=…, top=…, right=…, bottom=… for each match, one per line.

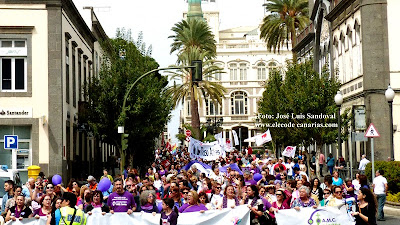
left=83, top=6, right=111, bottom=13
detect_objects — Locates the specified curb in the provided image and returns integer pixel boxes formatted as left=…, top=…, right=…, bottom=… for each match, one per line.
left=384, top=206, right=400, bottom=216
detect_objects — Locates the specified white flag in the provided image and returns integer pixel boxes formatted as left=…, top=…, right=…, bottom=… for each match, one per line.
left=255, top=129, right=272, bottom=146
left=232, top=130, right=239, bottom=146
left=214, top=132, right=224, bottom=145
left=282, top=146, right=296, bottom=158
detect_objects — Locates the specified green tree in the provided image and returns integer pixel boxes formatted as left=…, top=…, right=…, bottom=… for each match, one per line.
left=168, top=19, right=225, bottom=139
left=260, top=0, right=309, bottom=54
left=165, top=49, right=226, bottom=139
left=258, top=60, right=350, bottom=178
left=86, top=30, right=172, bottom=173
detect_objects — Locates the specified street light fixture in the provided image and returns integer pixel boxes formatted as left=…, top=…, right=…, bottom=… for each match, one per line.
left=118, top=65, right=201, bottom=172
left=206, top=116, right=224, bottom=135
left=385, top=85, right=395, bottom=161
left=335, top=91, right=343, bottom=158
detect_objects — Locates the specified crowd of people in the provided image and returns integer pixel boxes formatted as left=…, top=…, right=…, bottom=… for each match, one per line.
left=1, top=146, right=387, bottom=225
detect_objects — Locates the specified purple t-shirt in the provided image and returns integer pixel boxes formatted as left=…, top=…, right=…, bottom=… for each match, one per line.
left=178, top=203, right=207, bottom=213
left=107, top=191, right=136, bottom=212
left=244, top=179, right=257, bottom=186
left=160, top=210, right=178, bottom=225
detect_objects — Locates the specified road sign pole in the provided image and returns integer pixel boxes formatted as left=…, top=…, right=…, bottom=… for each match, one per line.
left=12, top=149, right=17, bottom=170
left=371, top=137, right=375, bottom=181
left=349, top=133, right=353, bottom=179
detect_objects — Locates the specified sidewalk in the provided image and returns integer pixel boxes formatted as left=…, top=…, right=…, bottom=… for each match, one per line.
left=385, top=204, right=400, bottom=216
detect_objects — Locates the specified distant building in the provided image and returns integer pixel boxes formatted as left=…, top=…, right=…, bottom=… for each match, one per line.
left=182, top=0, right=292, bottom=149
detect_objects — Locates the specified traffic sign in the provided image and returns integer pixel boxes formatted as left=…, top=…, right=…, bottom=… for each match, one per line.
left=185, top=130, right=191, bottom=137
left=364, top=123, right=380, bottom=138
left=4, top=135, right=18, bottom=149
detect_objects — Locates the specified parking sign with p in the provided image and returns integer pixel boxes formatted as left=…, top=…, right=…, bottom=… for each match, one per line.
left=4, top=135, right=18, bottom=149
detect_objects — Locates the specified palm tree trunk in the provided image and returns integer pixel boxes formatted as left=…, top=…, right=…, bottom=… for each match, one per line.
left=190, top=86, right=201, bottom=140
left=291, top=30, right=298, bottom=62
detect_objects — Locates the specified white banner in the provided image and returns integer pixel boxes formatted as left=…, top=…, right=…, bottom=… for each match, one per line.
left=189, top=137, right=226, bottom=161
left=232, top=130, right=239, bottom=146
left=255, top=129, right=272, bottom=146
left=5, top=206, right=250, bottom=225
left=282, top=146, right=296, bottom=158
left=275, top=207, right=355, bottom=225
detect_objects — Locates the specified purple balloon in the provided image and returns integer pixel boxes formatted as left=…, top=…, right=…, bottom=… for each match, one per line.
left=157, top=201, right=163, bottom=212
left=52, top=174, right=62, bottom=185
left=253, top=173, right=262, bottom=182
left=97, top=178, right=111, bottom=192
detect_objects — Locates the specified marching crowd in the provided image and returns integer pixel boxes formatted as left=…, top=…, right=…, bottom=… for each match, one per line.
left=1, top=146, right=388, bottom=225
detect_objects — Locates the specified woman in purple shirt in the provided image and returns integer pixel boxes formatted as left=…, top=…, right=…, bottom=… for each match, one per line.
left=160, top=198, right=178, bottom=225
left=178, top=190, right=207, bottom=213
left=34, top=194, right=53, bottom=217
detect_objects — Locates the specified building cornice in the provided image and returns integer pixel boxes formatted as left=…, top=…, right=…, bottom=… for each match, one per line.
left=310, top=0, right=320, bottom=21
left=292, top=32, right=315, bottom=52
left=325, top=0, right=355, bottom=22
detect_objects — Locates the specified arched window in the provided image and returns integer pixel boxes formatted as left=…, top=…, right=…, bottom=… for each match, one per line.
left=206, top=99, right=222, bottom=115
left=257, top=62, right=266, bottom=80
left=340, top=33, right=345, bottom=55
left=231, top=91, right=248, bottom=115
left=214, top=64, right=223, bottom=81
left=229, top=63, right=237, bottom=80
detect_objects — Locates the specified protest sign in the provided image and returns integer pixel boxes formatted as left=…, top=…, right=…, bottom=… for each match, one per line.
left=282, top=146, right=296, bottom=158
left=6, top=206, right=250, bottom=225
left=275, top=207, right=355, bottom=225
left=189, top=137, right=226, bottom=161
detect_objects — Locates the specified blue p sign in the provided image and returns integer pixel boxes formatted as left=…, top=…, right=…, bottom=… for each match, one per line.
left=4, top=135, right=18, bottom=149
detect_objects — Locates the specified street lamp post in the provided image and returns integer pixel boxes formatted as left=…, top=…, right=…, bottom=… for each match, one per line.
left=206, top=115, right=223, bottom=135
left=385, top=85, right=395, bottom=161
left=335, top=91, right=343, bottom=158
left=118, top=64, right=202, bottom=172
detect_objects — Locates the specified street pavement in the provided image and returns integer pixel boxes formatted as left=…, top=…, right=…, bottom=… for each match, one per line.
left=377, top=215, right=400, bottom=225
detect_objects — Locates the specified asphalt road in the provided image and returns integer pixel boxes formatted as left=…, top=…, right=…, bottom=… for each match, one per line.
left=378, top=215, right=400, bottom=225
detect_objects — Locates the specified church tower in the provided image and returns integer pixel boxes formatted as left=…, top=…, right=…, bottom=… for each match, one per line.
left=187, top=0, right=204, bottom=20
left=184, top=0, right=220, bottom=41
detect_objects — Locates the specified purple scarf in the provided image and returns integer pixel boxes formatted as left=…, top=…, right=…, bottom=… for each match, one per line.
left=222, top=196, right=240, bottom=208
left=244, top=195, right=260, bottom=207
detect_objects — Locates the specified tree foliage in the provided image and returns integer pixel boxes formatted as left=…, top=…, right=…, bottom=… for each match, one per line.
left=260, top=0, right=309, bottom=53
left=258, top=60, right=351, bottom=177
left=168, top=19, right=225, bottom=139
left=86, top=30, right=172, bottom=172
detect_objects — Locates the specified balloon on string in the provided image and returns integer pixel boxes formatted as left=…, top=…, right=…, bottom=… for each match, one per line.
left=157, top=201, right=163, bottom=212
left=253, top=173, right=262, bottom=182
left=52, top=175, right=62, bottom=185
left=97, top=178, right=111, bottom=192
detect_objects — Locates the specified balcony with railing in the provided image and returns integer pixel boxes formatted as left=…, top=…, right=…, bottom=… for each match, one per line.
left=292, top=23, right=315, bottom=52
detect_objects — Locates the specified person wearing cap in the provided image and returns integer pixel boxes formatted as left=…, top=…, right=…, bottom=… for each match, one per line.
left=86, top=176, right=97, bottom=191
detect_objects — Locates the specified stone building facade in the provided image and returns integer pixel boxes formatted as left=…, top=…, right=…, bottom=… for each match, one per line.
left=0, top=0, right=114, bottom=182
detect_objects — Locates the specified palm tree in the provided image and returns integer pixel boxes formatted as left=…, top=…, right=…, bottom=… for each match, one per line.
left=169, top=19, right=216, bottom=62
left=166, top=47, right=226, bottom=140
left=168, top=18, right=225, bottom=140
left=260, top=0, right=309, bottom=54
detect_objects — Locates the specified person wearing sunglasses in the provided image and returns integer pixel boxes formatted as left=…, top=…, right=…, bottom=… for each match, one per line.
left=269, top=189, right=289, bottom=219
left=181, top=187, right=190, bottom=204
left=208, top=184, right=223, bottom=210
left=319, top=188, right=332, bottom=207
left=31, top=183, right=45, bottom=212
left=327, top=185, right=345, bottom=208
